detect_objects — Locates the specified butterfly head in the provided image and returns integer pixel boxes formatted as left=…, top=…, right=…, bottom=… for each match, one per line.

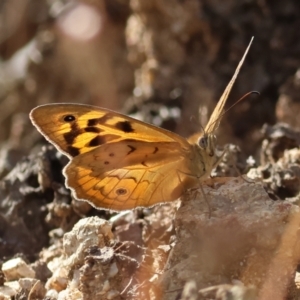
left=198, top=133, right=217, bottom=157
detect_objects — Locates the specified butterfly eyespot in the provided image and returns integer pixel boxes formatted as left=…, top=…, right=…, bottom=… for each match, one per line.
left=104, top=161, right=109, bottom=165
left=109, top=153, right=114, bottom=157
left=64, top=115, right=76, bottom=122
left=116, top=188, right=127, bottom=195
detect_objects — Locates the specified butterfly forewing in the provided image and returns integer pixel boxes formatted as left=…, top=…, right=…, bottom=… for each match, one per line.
left=30, top=104, right=190, bottom=159
left=204, top=37, right=254, bottom=134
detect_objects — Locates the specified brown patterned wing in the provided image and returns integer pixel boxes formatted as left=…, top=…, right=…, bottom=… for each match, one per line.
left=30, top=104, right=190, bottom=158
left=64, top=140, right=193, bottom=210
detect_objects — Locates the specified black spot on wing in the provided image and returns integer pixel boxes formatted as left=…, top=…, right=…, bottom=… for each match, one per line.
left=88, top=136, right=106, bottom=147
left=84, top=127, right=102, bottom=133
left=115, top=121, right=134, bottom=133
left=141, top=161, right=148, bottom=167
left=87, top=119, right=98, bottom=127
left=87, top=113, right=114, bottom=126
left=64, top=132, right=78, bottom=145
left=87, top=134, right=120, bottom=147
left=127, top=145, right=136, bottom=155
left=127, top=177, right=137, bottom=183
left=63, top=122, right=84, bottom=145
left=67, top=146, right=80, bottom=157
left=153, top=147, right=159, bottom=154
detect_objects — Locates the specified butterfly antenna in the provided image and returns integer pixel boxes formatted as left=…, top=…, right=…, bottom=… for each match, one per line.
left=190, top=115, right=205, bottom=134
left=208, top=91, right=260, bottom=130
left=223, top=91, right=260, bottom=115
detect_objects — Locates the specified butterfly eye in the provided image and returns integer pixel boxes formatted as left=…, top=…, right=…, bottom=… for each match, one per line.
left=63, top=115, right=76, bottom=122
left=198, top=136, right=207, bottom=149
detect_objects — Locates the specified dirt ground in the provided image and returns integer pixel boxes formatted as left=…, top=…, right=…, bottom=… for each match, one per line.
left=0, top=0, right=300, bottom=299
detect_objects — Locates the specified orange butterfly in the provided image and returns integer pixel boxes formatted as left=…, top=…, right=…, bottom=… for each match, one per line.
left=30, top=38, right=253, bottom=211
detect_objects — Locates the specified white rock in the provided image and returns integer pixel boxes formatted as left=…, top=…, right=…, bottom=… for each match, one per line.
left=2, top=258, right=35, bottom=281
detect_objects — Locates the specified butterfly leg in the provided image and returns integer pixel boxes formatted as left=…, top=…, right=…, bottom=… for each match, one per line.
left=196, top=183, right=212, bottom=218
left=217, top=145, right=255, bottom=183
left=233, top=164, right=254, bottom=183
left=176, top=169, right=212, bottom=218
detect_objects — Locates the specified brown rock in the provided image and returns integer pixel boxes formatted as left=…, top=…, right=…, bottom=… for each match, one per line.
left=160, top=177, right=299, bottom=300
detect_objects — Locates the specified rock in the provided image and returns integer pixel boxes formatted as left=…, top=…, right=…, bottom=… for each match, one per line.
left=2, top=258, right=35, bottom=281
left=46, top=217, right=122, bottom=299
left=160, top=177, right=299, bottom=300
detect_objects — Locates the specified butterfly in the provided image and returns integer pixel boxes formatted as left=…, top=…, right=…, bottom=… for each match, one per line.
left=30, top=38, right=253, bottom=211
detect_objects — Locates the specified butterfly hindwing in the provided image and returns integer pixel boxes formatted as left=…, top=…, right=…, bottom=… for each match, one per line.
left=64, top=141, right=191, bottom=210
